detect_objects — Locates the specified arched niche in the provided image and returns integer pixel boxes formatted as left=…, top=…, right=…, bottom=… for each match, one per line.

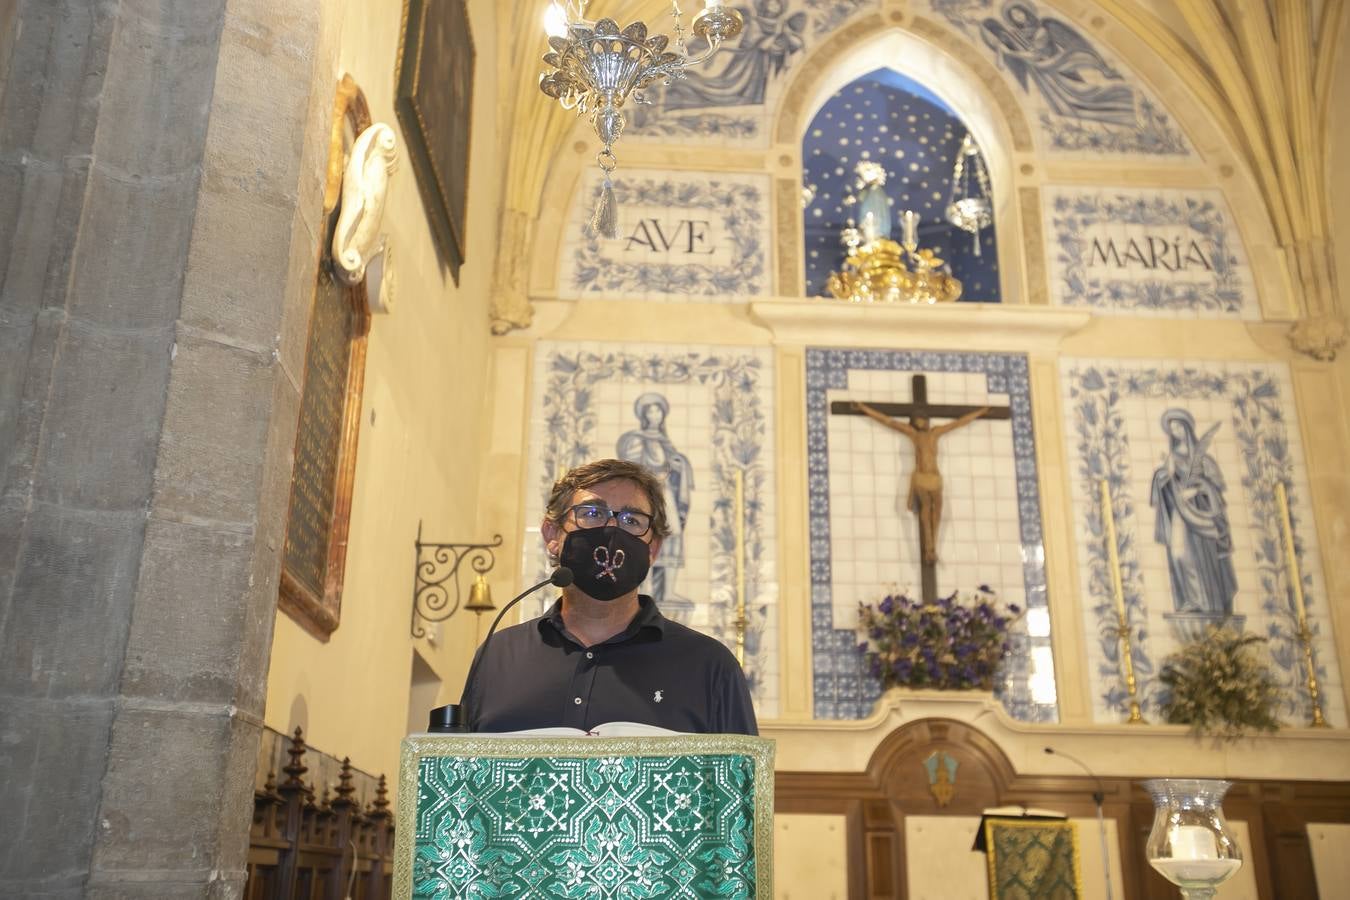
left=775, top=20, right=1031, bottom=303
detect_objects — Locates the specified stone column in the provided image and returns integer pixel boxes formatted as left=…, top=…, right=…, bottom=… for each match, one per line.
left=0, top=0, right=328, bottom=896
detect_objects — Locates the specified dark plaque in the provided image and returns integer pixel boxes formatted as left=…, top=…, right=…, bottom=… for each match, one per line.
left=278, top=76, right=373, bottom=640
left=284, top=267, right=353, bottom=599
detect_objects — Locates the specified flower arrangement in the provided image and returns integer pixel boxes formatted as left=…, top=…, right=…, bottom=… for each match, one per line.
left=1159, top=625, right=1284, bottom=740
left=856, top=587, right=1021, bottom=691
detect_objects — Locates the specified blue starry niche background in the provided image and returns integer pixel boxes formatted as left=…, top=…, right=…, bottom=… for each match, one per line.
left=802, top=68, right=1000, bottom=300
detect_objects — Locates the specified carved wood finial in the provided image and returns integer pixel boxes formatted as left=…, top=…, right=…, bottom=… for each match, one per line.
left=281, top=727, right=308, bottom=792
left=370, top=774, right=392, bottom=820
left=333, top=757, right=357, bottom=809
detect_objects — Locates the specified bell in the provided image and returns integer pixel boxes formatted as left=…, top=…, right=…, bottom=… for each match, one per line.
left=464, top=574, right=495, bottom=614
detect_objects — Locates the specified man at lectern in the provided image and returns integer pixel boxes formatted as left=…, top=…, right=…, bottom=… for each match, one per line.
left=463, top=458, right=758, bottom=735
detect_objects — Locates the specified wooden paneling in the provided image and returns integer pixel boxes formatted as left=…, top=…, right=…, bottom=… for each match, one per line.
left=777, top=718, right=1350, bottom=899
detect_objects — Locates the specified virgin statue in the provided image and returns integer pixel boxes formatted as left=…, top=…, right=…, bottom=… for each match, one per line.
left=1149, top=408, right=1239, bottom=617
left=617, top=392, right=695, bottom=615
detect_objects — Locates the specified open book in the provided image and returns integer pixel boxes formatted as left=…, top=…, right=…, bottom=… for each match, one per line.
left=982, top=805, right=1067, bottom=819
left=472, top=722, right=682, bottom=738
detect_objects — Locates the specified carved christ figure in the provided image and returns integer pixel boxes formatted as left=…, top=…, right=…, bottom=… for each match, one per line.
left=852, top=401, right=991, bottom=564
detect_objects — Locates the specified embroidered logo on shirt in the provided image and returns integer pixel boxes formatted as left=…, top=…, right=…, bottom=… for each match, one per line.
left=653, top=690, right=664, bottom=703
left=593, top=546, right=625, bottom=581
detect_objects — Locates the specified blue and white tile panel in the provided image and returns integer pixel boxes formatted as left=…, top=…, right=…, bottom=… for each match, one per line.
left=624, top=0, right=880, bottom=148
left=927, top=0, right=1193, bottom=158
left=523, top=341, right=780, bottom=717
left=1061, top=358, right=1344, bottom=725
left=558, top=170, right=773, bottom=303
left=1045, top=186, right=1258, bottom=318
left=806, top=348, right=1058, bottom=723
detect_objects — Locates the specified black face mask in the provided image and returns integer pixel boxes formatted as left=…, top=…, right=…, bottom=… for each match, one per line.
left=558, top=526, right=651, bottom=601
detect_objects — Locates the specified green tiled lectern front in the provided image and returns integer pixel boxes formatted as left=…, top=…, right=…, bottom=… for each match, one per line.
left=396, top=734, right=774, bottom=899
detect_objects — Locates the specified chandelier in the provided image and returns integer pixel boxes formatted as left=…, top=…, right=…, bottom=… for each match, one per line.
left=826, top=162, right=963, bottom=305
left=540, top=1, right=744, bottom=238
left=944, top=133, right=993, bottom=256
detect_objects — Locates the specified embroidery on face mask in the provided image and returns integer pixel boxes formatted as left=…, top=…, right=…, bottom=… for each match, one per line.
left=592, top=546, right=625, bottom=581
left=653, top=690, right=664, bottom=703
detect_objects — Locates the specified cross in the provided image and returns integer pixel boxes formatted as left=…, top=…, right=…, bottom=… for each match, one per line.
left=831, top=374, right=1013, bottom=603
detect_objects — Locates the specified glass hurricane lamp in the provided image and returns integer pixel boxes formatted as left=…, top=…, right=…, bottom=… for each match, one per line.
left=539, top=0, right=743, bottom=237
left=1142, top=779, right=1243, bottom=900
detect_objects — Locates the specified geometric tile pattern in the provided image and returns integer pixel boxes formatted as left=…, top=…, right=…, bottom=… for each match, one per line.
left=413, top=754, right=757, bottom=898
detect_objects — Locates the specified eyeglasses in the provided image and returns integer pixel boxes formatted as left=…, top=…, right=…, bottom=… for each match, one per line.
left=565, top=503, right=653, bottom=537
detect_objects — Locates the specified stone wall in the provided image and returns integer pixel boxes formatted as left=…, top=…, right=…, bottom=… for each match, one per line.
left=0, top=0, right=327, bottom=895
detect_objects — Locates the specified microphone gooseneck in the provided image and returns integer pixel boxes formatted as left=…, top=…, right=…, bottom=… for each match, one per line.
left=1043, top=746, right=1106, bottom=803
left=1044, top=746, right=1113, bottom=900
left=426, top=567, right=574, bottom=733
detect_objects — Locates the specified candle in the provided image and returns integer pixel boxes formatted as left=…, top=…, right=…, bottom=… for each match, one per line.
left=1169, top=825, right=1218, bottom=860
left=901, top=210, right=919, bottom=249
left=544, top=1, right=569, bottom=38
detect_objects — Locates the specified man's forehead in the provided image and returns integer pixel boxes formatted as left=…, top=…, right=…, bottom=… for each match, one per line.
left=570, top=479, right=652, bottom=512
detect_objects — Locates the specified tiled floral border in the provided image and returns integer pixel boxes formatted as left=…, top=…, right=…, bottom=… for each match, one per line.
left=525, top=344, right=779, bottom=713
left=1065, top=362, right=1341, bottom=723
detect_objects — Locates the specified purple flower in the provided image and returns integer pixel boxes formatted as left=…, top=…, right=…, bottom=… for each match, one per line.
left=879, top=597, right=894, bottom=615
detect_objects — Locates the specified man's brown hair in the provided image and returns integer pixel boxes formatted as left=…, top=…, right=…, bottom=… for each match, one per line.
left=545, top=458, right=671, bottom=539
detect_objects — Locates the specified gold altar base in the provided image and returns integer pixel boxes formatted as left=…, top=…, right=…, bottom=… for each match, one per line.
left=826, top=238, right=963, bottom=305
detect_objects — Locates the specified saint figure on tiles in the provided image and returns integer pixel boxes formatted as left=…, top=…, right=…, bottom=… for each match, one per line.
left=1150, top=408, right=1238, bottom=616
left=980, top=1, right=1136, bottom=127
left=617, top=392, right=695, bottom=618
left=652, top=1, right=807, bottom=111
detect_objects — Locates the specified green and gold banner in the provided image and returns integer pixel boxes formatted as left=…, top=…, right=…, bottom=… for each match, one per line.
left=396, top=734, right=775, bottom=899
left=984, top=818, right=1082, bottom=900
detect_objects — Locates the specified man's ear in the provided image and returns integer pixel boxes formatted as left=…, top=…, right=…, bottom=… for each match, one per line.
left=647, top=534, right=663, bottom=565
left=541, top=517, right=564, bottom=561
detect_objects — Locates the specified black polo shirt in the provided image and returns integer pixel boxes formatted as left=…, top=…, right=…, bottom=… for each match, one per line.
left=464, top=595, right=758, bottom=735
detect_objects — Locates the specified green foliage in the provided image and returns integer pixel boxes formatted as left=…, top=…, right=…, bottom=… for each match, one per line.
left=1159, top=626, right=1284, bottom=741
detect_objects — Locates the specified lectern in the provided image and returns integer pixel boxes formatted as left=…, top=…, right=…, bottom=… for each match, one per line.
left=394, top=733, right=775, bottom=898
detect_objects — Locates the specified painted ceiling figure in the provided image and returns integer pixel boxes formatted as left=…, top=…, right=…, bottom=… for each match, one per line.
left=980, top=0, right=1136, bottom=127
left=1150, top=408, right=1238, bottom=617
left=655, top=0, right=807, bottom=111
left=617, top=392, right=695, bottom=613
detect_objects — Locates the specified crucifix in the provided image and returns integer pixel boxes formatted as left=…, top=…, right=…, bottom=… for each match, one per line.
left=831, top=374, right=1012, bottom=603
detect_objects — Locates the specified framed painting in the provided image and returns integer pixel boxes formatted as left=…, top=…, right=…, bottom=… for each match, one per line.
left=395, top=0, right=475, bottom=283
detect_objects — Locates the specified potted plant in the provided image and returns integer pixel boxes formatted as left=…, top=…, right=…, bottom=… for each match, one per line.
left=857, top=587, right=1021, bottom=691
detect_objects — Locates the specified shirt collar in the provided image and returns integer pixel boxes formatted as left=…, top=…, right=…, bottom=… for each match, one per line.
left=539, top=594, right=667, bottom=645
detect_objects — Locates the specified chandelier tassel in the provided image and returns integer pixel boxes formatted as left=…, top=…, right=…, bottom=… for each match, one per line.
left=540, top=3, right=745, bottom=241
left=590, top=148, right=619, bottom=239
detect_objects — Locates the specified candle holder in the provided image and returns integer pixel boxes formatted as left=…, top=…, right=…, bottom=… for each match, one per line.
left=1142, top=779, right=1242, bottom=899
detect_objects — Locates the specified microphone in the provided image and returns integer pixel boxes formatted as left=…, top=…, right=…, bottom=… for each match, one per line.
left=427, top=567, right=574, bottom=733
left=1044, top=746, right=1113, bottom=900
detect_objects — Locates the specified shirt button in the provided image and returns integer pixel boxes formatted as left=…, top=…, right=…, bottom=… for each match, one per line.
left=586, top=652, right=594, bottom=659
left=574, top=697, right=583, bottom=705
